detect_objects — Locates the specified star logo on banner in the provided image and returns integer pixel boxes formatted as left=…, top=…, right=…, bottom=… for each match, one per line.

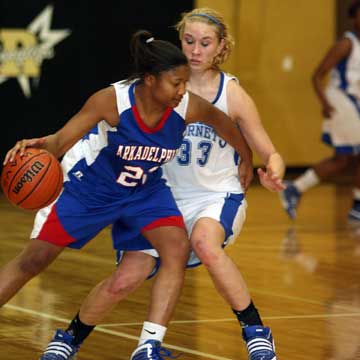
left=0, top=5, right=71, bottom=98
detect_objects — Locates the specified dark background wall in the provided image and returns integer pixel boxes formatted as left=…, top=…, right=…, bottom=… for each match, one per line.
left=337, top=0, right=356, bottom=37
left=0, top=0, right=193, bottom=165
left=1, top=0, right=354, bottom=172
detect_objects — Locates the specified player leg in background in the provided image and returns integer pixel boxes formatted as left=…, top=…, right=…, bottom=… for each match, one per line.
left=190, top=217, right=276, bottom=360
left=40, top=251, right=155, bottom=360
left=349, top=155, right=360, bottom=221
left=280, top=153, right=353, bottom=219
left=0, top=239, right=64, bottom=306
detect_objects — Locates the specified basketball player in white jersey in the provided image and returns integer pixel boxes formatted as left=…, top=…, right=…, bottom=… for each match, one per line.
left=281, top=0, right=360, bottom=221
left=160, top=8, right=284, bottom=360
left=39, top=10, right=285, bottom=360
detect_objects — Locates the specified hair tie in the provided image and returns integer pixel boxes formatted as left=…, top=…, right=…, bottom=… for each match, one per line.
left=188, top=13, right=224, bottom=37
left=146, top=37, right=155, bottom=44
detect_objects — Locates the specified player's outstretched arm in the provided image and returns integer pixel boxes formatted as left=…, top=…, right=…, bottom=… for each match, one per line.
left=227, top=81, right=285, bottom=191
left=3, top=87, right=118, bottom=165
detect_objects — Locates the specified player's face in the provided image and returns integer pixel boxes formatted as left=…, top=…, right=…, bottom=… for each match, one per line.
left=152, top=64, right=190, bottom=107
left=181, top=21, right=223, bottom=71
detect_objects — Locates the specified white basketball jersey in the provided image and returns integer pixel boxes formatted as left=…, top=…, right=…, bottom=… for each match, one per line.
left=329, top=32, right=360, bottom=99
left=163, top=72, right=243, bottom=200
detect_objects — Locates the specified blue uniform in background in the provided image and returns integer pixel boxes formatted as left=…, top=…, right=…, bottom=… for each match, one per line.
left=323, top=31, right=360, bottom=154
left=31, top=80, right=189, bottom=250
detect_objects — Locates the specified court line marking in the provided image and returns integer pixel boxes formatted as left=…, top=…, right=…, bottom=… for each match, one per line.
left=248, top=288, right=359, bottom=312
left=5, top=304, right=360, bottom=348
left=99, top=312, right=360, bottom=327
left=3, top=304, right=232, bottom=360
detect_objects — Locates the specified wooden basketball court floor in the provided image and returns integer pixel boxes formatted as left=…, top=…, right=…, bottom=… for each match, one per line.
left=1, top=183, right=360, bottom=360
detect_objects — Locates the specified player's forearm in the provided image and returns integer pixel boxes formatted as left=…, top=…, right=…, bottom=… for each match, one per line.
left=312, top=72, right=330, bottom=107
left=42, top=134, right=70, bottom=159
left=236, top=118, right=276, bottom=164
left=267, top=152, right=285, bottom=179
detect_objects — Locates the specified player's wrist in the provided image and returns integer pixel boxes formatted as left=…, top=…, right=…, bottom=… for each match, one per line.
left=267, top=152, right=285, bottom=178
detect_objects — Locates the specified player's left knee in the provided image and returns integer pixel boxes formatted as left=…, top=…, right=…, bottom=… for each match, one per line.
left=167, top=236, right=190, bottom=257
left=192, top=238, right=222, bottom=266
left=107, top=273, right=142, bottom=297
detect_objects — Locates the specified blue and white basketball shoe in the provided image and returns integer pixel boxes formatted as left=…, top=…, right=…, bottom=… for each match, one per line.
left=279, top=181, right=301, bottom=219
left=130, top=340, right=177, bottom=360
left=348, top=200, right=360, bottom=222
left=243, top=325, right=276, bottom=360
left=40, top=329, right=80, bottom=360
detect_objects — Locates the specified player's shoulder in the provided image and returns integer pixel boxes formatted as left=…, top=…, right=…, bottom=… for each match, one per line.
left=111, top=79, right=133, bottom=98
left=343, top=31, right=358, bottom=42
left=226, top=75, right=248, bottom=102
left=225, top=75, right=255, bottom=116
left=111, top=79, right=135, bottom=115
left=333, top=33, right=353, bottom=53
left=88, top=86, right=116, bottom=108
left=223, top=71, right=239, bottom=83
left=112, top=79, right=131, bottom=90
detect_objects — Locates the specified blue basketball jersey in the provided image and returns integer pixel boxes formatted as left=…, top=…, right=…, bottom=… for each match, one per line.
left=32, top=80, right=189, bottom=249
left=61, top=80, right=189, bottom=206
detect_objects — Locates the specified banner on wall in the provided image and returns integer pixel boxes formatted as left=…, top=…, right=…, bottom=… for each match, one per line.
left=0, top=0, right=193, bottom=165
left=0, top=5, right=71, bottom=98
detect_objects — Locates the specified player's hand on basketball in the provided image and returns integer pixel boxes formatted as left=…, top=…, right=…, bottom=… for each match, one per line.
left=3, top=137, right=46, bottom=165
left=238, top=158, right=253, bottom=192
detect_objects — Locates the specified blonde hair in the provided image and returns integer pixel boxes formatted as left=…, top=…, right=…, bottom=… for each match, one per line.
left=176, top=7, right=234, bottom=68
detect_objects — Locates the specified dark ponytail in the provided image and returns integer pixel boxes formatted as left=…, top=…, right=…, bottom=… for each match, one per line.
left=128, top=30, right=188, bottom=82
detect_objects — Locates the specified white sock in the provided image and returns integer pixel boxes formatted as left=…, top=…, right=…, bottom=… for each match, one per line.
left=353, top=188, right=360, bottom=201
left=138, top=321, right=167, bottom=345
left=294, top=169, right=320, bottom=193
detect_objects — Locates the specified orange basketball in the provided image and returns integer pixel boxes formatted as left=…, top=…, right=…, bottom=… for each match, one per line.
left=1, top=148, right=63, bottom=210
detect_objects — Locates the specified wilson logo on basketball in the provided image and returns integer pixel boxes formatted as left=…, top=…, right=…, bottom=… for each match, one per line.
left=1, top=148, right=63, bottom=210
left=12, top=161, right=45, bottom=194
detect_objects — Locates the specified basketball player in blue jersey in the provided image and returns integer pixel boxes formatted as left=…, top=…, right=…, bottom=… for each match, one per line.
left=37, top=9, right=285, bottom=360
left=0, top=30, right=253, bottom=359
left=281, top=0, right=360, bottom=221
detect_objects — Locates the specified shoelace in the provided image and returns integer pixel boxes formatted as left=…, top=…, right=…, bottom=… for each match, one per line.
left=246, top=337, right=274, bottom=357
left=42, top=345, right=74, bottom=359
left=41, top=339, right=78, bottom=360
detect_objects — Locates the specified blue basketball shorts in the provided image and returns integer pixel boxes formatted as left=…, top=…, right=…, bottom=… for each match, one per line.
left=31, top=182, right=185, bottom=250
left=322, top=87, right=360, bottom=154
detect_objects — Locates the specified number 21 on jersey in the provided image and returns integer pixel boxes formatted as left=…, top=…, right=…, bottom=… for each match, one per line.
left=117, top=165, right=159, bottom=187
